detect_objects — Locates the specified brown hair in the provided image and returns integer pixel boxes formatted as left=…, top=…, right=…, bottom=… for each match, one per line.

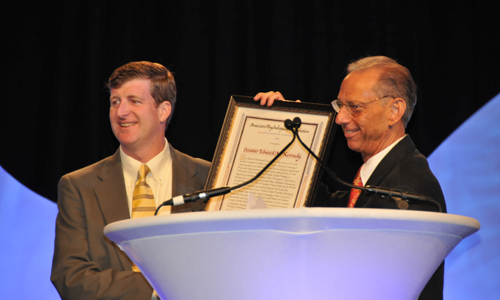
left=108, top=61, right=177, bottom=124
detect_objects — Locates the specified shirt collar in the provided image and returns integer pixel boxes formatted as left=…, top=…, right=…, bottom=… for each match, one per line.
left=360, top=135, right=406, bottom=185
left=120, top=138, right=171, bottom=183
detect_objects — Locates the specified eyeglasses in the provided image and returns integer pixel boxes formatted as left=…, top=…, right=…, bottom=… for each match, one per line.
left=331, top=95, right=393, bottom=115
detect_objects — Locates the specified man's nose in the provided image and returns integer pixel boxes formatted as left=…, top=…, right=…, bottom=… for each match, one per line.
left=335, top=106, right=351, bottom=125
left=116, top=101, right=130, bottom=117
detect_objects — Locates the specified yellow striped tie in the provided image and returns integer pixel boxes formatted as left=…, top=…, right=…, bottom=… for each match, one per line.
left=132, top=164, right=156, bottom=218
left=131, top=164, right=156, bottom=273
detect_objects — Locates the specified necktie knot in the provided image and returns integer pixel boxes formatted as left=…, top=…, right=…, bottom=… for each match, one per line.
left=353, top=168, right=363, bottom=188
left=138, top=164, right=151, bottom=180
left=132, top=164, right=155, bottom=219
left=347, top=166, right=363, bottom=208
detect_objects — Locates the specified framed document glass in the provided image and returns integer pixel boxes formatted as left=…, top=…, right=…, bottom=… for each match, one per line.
left=204, top=95, right=336, bottom=211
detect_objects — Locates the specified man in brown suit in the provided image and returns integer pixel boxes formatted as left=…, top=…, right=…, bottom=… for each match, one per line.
left=51, top=61, right=210, bottom=300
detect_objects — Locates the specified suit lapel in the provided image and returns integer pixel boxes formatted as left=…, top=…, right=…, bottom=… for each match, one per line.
left=89, top=150, right=134, bottom=271
left=356, top=136, right=416, bottom=207
left=94, top=150, right=130, bottom=225
left=170, top=144, right=198, bottom=196
left=170, top=144, right=206, bottom=213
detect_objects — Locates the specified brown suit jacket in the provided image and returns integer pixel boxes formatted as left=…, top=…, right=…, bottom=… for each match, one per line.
left=51, top=145, right=210, bottom=300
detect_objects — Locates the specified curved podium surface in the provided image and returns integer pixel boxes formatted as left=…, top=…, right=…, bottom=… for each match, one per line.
left=104, top=208, right=479, bottom=300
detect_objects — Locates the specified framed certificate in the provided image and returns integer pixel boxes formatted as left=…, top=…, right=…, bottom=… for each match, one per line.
left=204, top=95, right=336, bottom=211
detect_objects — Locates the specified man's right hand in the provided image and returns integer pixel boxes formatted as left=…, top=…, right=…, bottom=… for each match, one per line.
left=253, top=91, right=286, bottom=107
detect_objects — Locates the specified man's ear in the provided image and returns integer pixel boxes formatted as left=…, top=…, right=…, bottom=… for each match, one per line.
left=159, top=101, right=172, bottom=123
left=388, top=98, right=406, bottom=126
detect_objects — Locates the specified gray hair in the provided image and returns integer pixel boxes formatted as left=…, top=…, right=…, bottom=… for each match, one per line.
left=347, top=56, right=417, bottom=127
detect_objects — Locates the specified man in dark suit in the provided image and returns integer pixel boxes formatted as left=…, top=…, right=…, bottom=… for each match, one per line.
left=51, top=61, right=210, bottom=300
left=255, top=56, right=446, bottom=299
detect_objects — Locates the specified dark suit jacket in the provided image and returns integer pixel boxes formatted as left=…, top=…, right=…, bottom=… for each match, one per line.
left=328, top=135, right=446, bottom=212
left=322, top=135, right=447, bottom=300
left=51, top=144, right=211, bottom=300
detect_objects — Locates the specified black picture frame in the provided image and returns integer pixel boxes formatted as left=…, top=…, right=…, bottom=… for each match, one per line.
left=204, top=95, right=336, bottom=211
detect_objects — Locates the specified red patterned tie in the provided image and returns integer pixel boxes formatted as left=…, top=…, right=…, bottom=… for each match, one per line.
left=347, top=167, right=363, bottom=208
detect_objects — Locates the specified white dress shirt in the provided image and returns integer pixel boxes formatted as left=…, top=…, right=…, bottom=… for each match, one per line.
left=120, top=138, right=173, bottom=216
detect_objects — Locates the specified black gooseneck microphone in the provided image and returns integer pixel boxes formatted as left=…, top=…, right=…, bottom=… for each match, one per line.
left=154, top=120, right=301, bottom=215
left=287, top=117, right=442, bottom=212
left=155, top=116, right=442, bottom=214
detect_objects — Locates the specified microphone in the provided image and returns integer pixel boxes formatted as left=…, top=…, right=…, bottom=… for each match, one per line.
left=284, top=117, right=301, bottom=130
left=287, top=117, right=442, bottom=212
left=160, top=187, right=231, bottom=206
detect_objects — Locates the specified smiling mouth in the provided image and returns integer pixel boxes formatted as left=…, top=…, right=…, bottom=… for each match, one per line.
left=120, top=122, right=137, bottom=127
left=344, top=129, right=359, bottom=134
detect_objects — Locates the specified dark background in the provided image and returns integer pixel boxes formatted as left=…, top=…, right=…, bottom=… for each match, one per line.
left=2, top=1, right=499, bottom=202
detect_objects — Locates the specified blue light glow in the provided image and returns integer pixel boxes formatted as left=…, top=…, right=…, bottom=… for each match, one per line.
left=0, top=166, right=60, bottom=299
left=429, top=93, right=500, bottom=299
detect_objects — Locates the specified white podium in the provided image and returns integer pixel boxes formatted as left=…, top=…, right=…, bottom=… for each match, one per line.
left=104, top=208, right=479, bottom=300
